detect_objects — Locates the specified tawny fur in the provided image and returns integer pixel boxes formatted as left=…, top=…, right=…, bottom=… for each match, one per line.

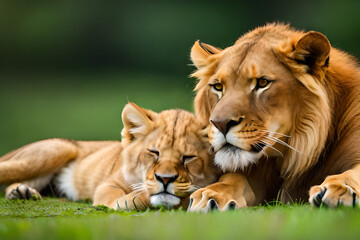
left=188, top=23, right=360, bottom=211
left=1, top=103, right=218, bottom=210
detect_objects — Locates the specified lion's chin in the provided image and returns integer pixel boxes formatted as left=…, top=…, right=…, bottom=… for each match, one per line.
left=214, top=144, right=260, bottom=172
left=150, top=193, right=181, bottom=209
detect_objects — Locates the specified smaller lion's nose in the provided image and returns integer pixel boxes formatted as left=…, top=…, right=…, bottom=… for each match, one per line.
left=154, top=173, right=179, bottom=186
left=211, top=118, right=243, bottom=135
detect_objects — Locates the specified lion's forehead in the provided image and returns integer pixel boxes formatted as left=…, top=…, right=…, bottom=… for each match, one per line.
left=219, top=42, right=283, bottom=84
left=152, top=129, right=203, bottom=156
left=148, top=110, right=206, bottom=155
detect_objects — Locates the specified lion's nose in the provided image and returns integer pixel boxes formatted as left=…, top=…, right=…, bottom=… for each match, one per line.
left=154, top=173, right=179, bottom=186
left=211, top=118, right=243, bottom=135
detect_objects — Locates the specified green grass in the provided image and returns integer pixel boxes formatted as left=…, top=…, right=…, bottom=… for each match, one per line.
left=1, top=198, right=360, bottom=240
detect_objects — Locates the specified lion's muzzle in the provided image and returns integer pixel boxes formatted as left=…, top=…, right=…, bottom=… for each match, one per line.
left=150, top=193, right=181, bottom=209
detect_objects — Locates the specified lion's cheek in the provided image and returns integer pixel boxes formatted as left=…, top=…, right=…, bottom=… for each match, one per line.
left=268, top=110, right=293, bottom=136
left=226, top=133, right=252, bottom=151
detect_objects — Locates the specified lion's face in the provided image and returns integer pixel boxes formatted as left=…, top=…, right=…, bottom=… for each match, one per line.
left=121, top=103, right=218, bottom=209
left=207, top=43, right=299, bottom=171
left=191, top=24, right=331, bottom=173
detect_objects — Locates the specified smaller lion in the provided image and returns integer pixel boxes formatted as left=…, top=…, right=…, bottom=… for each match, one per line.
left=0, top=103, right=218, bottom=210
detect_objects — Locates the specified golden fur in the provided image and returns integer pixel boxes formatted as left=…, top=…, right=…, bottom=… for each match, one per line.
left=0, top=103, right=218, bottom=210
left=187, top=23, right=360, bottom=211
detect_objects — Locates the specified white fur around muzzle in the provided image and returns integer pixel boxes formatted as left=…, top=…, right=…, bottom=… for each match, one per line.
left=150, top=193, right=180, bottom=209
left=211, top=125, right=260, bottom=172
left=214, top=145, right=259, bottom=172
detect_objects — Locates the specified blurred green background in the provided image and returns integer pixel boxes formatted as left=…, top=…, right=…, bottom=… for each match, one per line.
left=1, top=0, right=360, bottom=155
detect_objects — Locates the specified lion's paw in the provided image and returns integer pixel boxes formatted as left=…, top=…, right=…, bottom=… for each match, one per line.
left=187, top=186, right=245, bottom=212
left=115, top=191, right=150, bottom=211
left=6, top=183, right=42, bottom=200
left=309, top=183, right=358, bottom=208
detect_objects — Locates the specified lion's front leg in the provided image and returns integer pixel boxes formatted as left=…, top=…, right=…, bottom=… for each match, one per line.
left=309, top=165, right=360, bottom=208
left=93, top=180, right=150, bottom=211
left=188, top=173, right=255, bottom=212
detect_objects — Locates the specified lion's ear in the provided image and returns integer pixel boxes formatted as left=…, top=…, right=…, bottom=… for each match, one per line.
left=191, top=40, right=222, bottom=69
left=121, top=102, right=157, bottom=143
left=293, top=31, right=330, bottom=71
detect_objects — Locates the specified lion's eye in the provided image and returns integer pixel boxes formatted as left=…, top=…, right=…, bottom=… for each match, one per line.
left=256, top=77, right=271, bottom=88
left=147, top=149, right=159, bottom=155
left=147, top=149, right=159, bottom=162
left=182, top=155, right=196, bottom=164
left=211, top=83, right=223, bottom=92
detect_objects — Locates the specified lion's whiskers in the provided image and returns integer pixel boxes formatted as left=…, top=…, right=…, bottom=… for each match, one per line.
left=263, top=135, right=302, bottom=154
left=253, top=142, right=269, bottom=160
left=261, top=130, right=292, bottom=138
left=130, top=183, right=147, bottom=191
left=259, top=140, right=284, bottom=158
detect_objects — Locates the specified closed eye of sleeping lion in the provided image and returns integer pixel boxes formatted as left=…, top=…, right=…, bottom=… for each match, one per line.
left=188, top=23, right=360, bottom=212
left=0, top=103, right=218, bottom=210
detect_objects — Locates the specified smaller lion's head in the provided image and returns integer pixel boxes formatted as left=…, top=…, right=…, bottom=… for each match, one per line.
left=120, top=103, right=219, bottom=209
left=191, top=24, right=332, bottom=178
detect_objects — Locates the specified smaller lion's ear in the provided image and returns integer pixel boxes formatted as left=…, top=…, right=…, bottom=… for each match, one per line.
left=191, top=40, right=222, bottom=69
left=121, top=102, right=157, bottom=144
left=293, top=31, right=331, bottom=71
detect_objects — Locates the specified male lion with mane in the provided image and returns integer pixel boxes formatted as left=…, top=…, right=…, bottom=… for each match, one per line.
left=187, top=23, right=360, bottom=212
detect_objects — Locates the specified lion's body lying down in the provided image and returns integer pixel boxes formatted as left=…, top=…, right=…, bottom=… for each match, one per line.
left=188, top=23, right=360, bottom=211
left=0, top=103, right=218, bottom=210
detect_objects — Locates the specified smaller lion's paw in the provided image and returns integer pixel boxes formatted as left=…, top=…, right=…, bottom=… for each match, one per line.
left=309, top=183, right=358, bottom=208
left=6, top=184, right=42, bottom=200
left=187, top=185, right=245, bottom=212
left=115, top=191, right=150, bottom=211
